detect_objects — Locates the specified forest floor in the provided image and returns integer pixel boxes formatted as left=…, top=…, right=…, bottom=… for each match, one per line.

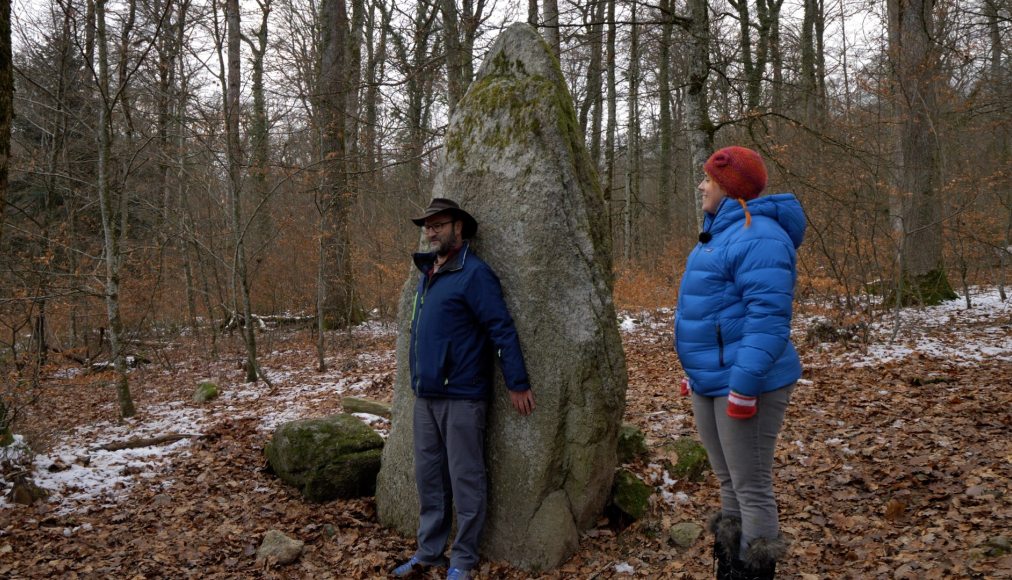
left=1, top=289, right=1010, bottom=579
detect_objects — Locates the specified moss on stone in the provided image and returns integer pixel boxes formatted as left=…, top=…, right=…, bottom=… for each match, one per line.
left=611, top=468, right=652, bottom=520
left=265, top=413, right=384, bottom=502
left=662, top=436, right=709, bottom=482
left=192, top=381, right=219, bottom=403
left=341, top=396, right=391, bottom=418
left=890, top=268, right=958, bottom=306
left=616, top=423, right=648, bottom=463
left=669, top=521, right=704, bottom=548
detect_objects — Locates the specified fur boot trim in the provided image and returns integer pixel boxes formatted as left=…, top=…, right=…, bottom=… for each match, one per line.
left=742, top=535, right=789, bottom=570
left=708, top=512, right=742, bottom=559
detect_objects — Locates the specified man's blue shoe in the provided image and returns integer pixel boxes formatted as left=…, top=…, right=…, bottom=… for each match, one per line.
left=446, top=567, right=471, bottom=580
left=391, top=555, right=447, bottom=577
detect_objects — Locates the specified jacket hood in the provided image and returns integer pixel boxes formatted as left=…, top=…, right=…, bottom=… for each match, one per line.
left=704, top=193, right=806, bottom=248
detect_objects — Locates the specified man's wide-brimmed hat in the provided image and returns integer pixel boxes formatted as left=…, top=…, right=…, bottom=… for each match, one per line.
left=411, top=198, right=478, bottom=239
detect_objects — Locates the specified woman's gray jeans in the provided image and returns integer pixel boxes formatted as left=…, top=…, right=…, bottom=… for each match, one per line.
left=692, top=384, right=794, bottom=555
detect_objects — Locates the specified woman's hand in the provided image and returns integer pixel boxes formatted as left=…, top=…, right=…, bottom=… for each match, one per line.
left=727, top=391, right=757, bottom=419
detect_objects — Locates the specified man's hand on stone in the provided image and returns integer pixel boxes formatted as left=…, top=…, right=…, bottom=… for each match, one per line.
left=510, top=389, right=535, bottom=416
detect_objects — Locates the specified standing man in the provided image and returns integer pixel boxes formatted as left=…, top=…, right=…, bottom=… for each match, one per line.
left=393, top=198, right=535, bottom=580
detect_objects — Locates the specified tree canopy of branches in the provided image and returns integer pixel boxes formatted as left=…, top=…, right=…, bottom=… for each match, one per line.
left=1, top=0, right=1009, bottom=417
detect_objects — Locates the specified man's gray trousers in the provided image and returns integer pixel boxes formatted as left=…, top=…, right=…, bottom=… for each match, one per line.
left=413, top=397, right=488, bottom=571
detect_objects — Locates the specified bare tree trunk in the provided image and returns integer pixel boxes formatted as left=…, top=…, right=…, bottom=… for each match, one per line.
left=604, top=0, right=616, bottom=235
left=316, top=218, right=326, bottom=371
left=769, top=0, right=784, bottom=112
left=543, top=0, right=559, bottom=59
left=528, top=0, right=537, bottom=26
left=116, top=0, right=137, bottom=141
left=838, top=0, right=852, bottom=119
left=800, top=0, right=818, bottom=123
left=459, top=0, right=481, bottom=87
left=441, top=0, right=464, bottom=116
left=578, top=1, right=602, bottom=158
left=95, top=0, right=135, bottom=418
left=248, top=0, right=272, bottom=253
left=224, top=0, right=259, bottom=381
left=156, top=0, right=174, bottom=226
left=987, top=0, right=1009, bottom=300
left=657, top=0, right=674, bottom=232
left=347, top=0, right=364, bottom=178
left=114, top=0, right=137, bottom=252
left=0, top=0, right=10, bottom=247
left=682, top=0, right=713, bottom=230
left=319, top=0, right=360, bottom=328
left=363, top=1, right=387, bottom=176
left=86, top=0, right=96, bottom=64
left=729, top=0, right=756, bottom=109
left=623, top=4, right=639, bottom=262
left=888, top=0, right=955, bottom=304
left=814, top=0, right=826, bottom=118
left=589, top=0, right=605, bottom=166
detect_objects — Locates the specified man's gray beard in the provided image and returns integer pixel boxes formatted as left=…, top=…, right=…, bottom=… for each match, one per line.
left=435, top=233, right=459, bottom=256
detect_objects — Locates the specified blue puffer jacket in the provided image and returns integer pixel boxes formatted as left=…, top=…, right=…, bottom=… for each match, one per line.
left=675, top=194, right=806, bottom=398
left=409, top=243, right=530, bottom=399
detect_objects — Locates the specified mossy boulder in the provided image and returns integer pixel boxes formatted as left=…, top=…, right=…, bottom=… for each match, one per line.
left=660, top=437, right=709, bottom=482
left=256, top=530, right=304, bottom=565
left=341, top=396, right=391, bottom=419
left=265, top=413, right=383, bottom=502
left=889, top=269, right=958, bottom=306
left=611, top=468, right=652, bottom=521
left=669, top=521, right=704, bottom=548
left=192, top=381, right=219, bottom=403
left=616, top=423, right=648, bottom=463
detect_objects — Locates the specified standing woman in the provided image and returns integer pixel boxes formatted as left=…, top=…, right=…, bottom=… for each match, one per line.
left=674, top=147, right=806, bottom=579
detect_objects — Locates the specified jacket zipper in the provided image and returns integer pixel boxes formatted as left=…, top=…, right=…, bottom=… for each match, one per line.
left=716, top=323, right=725, bottom=367
left=412, top=275, right=434, bottom=391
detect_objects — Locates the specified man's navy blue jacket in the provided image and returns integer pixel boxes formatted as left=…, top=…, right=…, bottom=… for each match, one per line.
left=409, top=243, right=530, bottom=399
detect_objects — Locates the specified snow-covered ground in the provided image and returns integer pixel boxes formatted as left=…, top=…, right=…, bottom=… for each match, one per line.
left=0, top=320, right=397, bottom=515
left=799, top=287, right=1011, bottom=367
left=2, top=288, right=1007, bottom=515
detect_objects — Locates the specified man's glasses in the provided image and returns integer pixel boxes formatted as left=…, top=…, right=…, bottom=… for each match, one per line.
left=423, top=220, right=454, bottom=233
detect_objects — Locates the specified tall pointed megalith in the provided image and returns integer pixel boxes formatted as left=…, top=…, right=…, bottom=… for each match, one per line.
left=376, top=23, right=627, bottom=571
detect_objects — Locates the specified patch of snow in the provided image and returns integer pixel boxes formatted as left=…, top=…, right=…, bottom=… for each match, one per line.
left=614, top=562, right=635, bottom=575
left=811, top=287, right=1010, bottom=368
left=1, top=404, right=204, bottom=514
left=50, top=367, right=84, bottom=379
left=619, top=315, right=639, bottom=332
left=662, top=470, right=677, bottom=487
left=356, top=350, right=395, bottom=365
left=352, top=413, right=390, bottom=439
left=353, top=320, right=397, bottom=337
left=0, top=434, right=32, bottom=465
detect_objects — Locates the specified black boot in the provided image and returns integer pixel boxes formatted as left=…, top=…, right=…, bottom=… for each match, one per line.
left=707, top=513, right=741, bottom=580
left=728, top=535, right=788, bottom=580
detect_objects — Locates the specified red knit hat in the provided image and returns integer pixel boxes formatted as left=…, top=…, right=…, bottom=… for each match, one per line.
left=703, top=146, right=768, bottom=201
